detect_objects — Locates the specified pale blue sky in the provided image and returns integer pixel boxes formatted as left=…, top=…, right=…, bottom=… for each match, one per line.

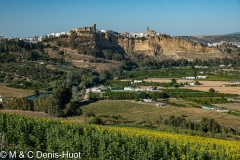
left=0, top=0, right=240, bottom=37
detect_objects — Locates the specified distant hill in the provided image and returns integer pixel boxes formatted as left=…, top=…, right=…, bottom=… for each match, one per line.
left=231, top=32, right=240, bottom=34
left=178, top=34, right=240, bottom=43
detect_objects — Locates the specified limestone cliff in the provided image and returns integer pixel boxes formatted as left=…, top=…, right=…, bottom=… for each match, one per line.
left=64, top=29, right=236, bottom=61
left=94, top=33, right=233, bottom=61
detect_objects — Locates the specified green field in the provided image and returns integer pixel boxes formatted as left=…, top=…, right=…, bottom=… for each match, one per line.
left=0, top=83, right=32, bottom=97
left=67, top=100, right=240, bottom=129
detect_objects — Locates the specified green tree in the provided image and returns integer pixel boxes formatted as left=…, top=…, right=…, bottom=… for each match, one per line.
left=34, top=89, right=40, bottom=95
left=209, top=88, right=215, bottom=93
left=171, top=78, right=177, bottom=84
left=46, top=86, right=72, bottom=117
left=89, top=117, right=103, bottom=124
left=134, top=95, right=140, bottom=102
left=194, top=81, right=201, bottom=85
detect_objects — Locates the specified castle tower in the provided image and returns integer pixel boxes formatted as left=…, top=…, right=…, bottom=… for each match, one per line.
left=92, top=24, right=96, bottom=32
left=146, top=26, right=149, bottom=33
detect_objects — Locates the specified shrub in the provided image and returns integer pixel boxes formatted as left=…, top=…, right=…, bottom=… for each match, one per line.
left=194, top=81, right=201, bottom=85
left=85, top=111, right=96, bottom=117
left=89, top=117, right=103, bottom=125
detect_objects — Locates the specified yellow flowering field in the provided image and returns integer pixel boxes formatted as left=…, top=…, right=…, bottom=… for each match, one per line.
left=0, top=112, right=240, bottom=160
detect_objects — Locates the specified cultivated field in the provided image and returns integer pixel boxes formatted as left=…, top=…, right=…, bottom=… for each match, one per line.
left=184, top=86, right=240, bottom=95
left=215, top=103, right=240, bottom=111
left=71, top=100, right=240, bottom=129
left=2, top=100, right=240, bottom=129
left=145, top=78, right=235, bottom=86
left=144, top=78, right=240, bottom=95
left=0, top=83, right=32, bottom=97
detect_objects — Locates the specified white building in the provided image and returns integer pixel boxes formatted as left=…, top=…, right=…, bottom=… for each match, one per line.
left=55, top=33, right=61, bottom=37
left=143, top=98, right=152, bottom=102
left=183, top=77, right=195, bottom=80
left=100, top=29, right=107, bottom=33
left=0, top=95, right=2, bottom=102
left=196, top=76, right=207, bottom=79
left=146, top=88, right=154, bottom=91
left=47, top=33, right=55, bottom=37
left=127, top=32, right=147, bottom=38
left=207, top=43, right=213, bottom=47
left=134, top=87, right=143, bottom=91
left=235, top=82, right=240, bottom=85
left=189, top=82, right=195, bottom=86
left=38, top=36, right=43, bottom=42
left=212, top=43, right=221, bottom=47
left=91, top=87, right=101, bottom=93
left=47, top=32, right=67, bottom=37
left=216, top=109, right=230, bottom=113
left=134, top=80, right=142, bottom=83
left=124, top=87, right=133, bottom=91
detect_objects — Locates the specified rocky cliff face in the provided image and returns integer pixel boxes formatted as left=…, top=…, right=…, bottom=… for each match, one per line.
left=77, top=32, right=236, bottom=60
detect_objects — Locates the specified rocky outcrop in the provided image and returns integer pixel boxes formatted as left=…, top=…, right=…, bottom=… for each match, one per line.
left=94, top=33, right=232, bottom=60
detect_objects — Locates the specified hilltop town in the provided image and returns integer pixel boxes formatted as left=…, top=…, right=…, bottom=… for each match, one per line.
left=1, top=23, right=239, bottom=49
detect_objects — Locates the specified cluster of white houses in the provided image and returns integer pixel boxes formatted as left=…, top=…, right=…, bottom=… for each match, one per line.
left=124, top=86, right=157, bottom=91
left=100, top=26, right=161, bottom=38
left=46, top=32, right=70, bottom=37
left=0, top=31, right=69, bottom=44
left=207, top=42, right=240, bottom=48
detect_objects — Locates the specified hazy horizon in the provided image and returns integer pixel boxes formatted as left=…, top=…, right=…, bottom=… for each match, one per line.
left=1, top=0, right=240, bottom=37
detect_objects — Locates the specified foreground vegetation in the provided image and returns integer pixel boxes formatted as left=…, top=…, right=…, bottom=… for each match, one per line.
left=1, top=112, right=240, bottom=160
